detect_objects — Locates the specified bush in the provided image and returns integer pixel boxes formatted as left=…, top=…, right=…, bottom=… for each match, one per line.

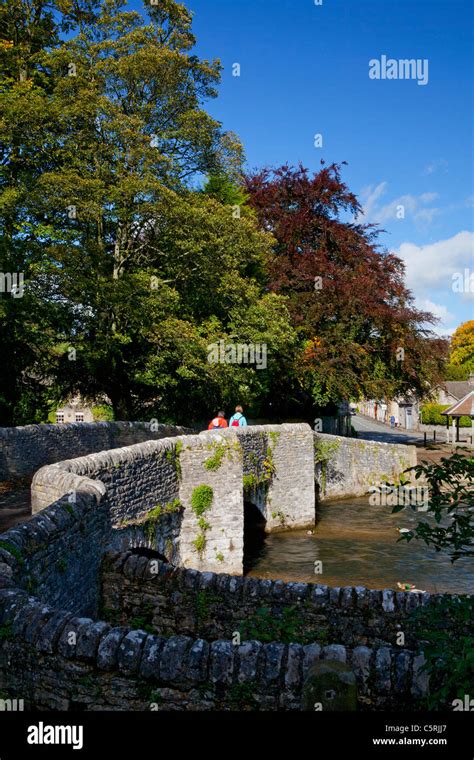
left=92, top=404, right=114, bottom=421
left=420, top=403, right=471, bottom=427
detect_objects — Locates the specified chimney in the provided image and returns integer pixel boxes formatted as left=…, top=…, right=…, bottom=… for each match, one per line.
left=469, top=374, right=474, bottom=387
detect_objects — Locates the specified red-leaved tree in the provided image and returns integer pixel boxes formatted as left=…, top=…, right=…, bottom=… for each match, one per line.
left=245, top=162, right=448, bottom=415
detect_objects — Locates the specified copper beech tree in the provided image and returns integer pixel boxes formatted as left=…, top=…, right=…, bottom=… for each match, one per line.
left=245, top=162, right=448, bottom=416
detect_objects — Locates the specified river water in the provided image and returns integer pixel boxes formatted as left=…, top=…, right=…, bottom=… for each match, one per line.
left=246, top=497, right=474, bottom=594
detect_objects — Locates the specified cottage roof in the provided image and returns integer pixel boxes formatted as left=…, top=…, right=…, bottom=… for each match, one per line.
left=441, top=390, right=474, bottom=418
left=443, top=380, right=472, bottom=399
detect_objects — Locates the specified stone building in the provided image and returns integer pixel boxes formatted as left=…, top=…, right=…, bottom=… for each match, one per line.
left=55, top=396, right=97, bottom=424
left=430, top=374, right=474, bottom=406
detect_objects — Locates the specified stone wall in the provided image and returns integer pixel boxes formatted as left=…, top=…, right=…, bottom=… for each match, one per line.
left=0, top=422, right=430, bottom=712
left=100, top=551, right=438, bottom=650
left=314, top=433, right=417, bottom=500
left=0, top=538, right=431, bottom=712
left=419, top=424, right=473, bottom=439
left=0, top=492, right=106, bottom=617
left=0, top=421, right=192, bottom=484
left=177, top=431, right=244, bottom=574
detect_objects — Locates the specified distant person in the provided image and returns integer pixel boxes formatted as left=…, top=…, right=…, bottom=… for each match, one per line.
left=394, top=415, right=399, bottom=428
left=229, top=405, right=248, bottom=427
left=390, top=415, right=395, bottom=428
left=208, top=411, right=228, bottom=430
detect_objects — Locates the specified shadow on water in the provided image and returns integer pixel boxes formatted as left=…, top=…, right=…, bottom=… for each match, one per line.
left=244, top=496, right=474, bottom=594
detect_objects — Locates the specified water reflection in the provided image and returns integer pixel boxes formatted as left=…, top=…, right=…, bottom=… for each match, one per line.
left=245, top=497, right=474, bottom=594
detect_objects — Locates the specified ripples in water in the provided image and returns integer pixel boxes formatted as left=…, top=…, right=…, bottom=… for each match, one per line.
left=245, top=497, right=474, bottom=594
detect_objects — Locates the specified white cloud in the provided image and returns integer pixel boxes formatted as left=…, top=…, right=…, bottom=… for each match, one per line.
left=397, top=231, right=474, bottom=296
left=423, top=158, right=448, bottom=175
left=358, top=183, right=440, bottom=226
left=419, top=192, right=438, bottom=204
left=359, top=181, right=387, bottom=219
left=415, top=298, right=456, bottom=335
left=417, top=298, right=454, bottom=323
left=413, top=208, right=440, bottom=225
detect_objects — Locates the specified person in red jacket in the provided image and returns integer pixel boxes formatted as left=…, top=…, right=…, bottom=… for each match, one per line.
left=208, top=411, right=228, bottom=430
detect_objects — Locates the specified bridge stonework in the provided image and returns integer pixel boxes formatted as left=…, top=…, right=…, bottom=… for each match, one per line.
left=29, top=424, right=318, bottom=575
left=0, top=421, right=427, bottom=712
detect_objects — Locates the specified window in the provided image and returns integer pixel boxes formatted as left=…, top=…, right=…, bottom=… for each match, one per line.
left=75, top=412, right=84, bottom=423
left=56, top=412, right=65, bottom=423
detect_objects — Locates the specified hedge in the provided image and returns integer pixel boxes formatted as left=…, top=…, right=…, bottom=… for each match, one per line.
left=420, top=403, right=472, bottom=427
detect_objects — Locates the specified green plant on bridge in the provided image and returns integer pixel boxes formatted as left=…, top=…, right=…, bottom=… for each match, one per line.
left=143, top=500, right=182, bottom=545
left=0, top=541, right=24, bottom=566
left=192, top=532, right=206, bottom=557
left=191, top=485, right=214, bottom=558
left=243, top=435, right=277, bottom=492
left=130, top=602, right=156, bottom=634
left=164, top=440, right=183, bottom=479
left=271, top=510, right=286, bottom=527
left=204, top=439, right=240, bottom=471
left=191, top=485, right=214, bottom=516
left=314, top=439, right=340, bottom=495
left=204, top=441, right=227, bottom=471
left=194, top=589, right=221, bottom=626
left=268, top=431, right=281, bottom=447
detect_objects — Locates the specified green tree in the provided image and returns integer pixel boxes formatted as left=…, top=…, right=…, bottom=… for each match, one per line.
left=444, top=363, right=469, bottom=381
left=201, top=174, right=248, bottom=208
left=1, top=0, right=297, bottom=423
left=0, top=0, right=99, bottom=424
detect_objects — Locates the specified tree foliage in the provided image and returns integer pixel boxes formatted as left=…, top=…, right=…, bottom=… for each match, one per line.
left=0, top=2, right=449, bottom=425
left=245, top=163, right=448, bottom=415
left=1, top=0, right=295, bottom=423
left=394, top=453, right=474, bottom=562
left=449, top=320, right=474, bottom=374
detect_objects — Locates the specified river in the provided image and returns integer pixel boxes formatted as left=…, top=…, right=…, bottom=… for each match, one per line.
left=245, top=496, right=474, bottom=594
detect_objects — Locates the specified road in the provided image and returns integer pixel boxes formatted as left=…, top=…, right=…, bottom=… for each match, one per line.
left=351, top=414, right=426, bottom=445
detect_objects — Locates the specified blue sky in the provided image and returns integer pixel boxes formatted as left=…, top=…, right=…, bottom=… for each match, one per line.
left=132, top=0, right=474, bottom=335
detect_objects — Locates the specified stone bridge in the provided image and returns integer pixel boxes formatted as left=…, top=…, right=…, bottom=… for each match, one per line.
left=26, top=423, right=416, bottom=575
left=0, top=421, right=429, bottom=712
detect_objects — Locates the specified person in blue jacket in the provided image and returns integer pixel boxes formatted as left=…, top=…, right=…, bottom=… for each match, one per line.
left=228, top=405, right=247, bottom=427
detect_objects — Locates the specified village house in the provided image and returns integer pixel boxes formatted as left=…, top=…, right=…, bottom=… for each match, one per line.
left=54, top=395, right=112, bottom=424
left=359, top=375, right=474, bottom=432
